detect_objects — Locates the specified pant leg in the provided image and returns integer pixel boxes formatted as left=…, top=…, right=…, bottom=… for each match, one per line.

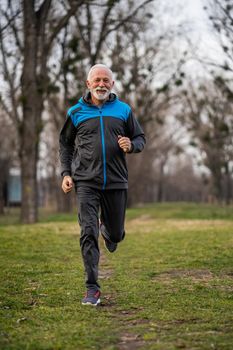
left=76, top=186, right=101, bottom=291
left=100, top=189, right=127, bottom=243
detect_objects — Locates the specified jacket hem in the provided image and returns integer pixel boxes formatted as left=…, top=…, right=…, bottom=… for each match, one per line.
left=74, top=180, right=128, bottom=190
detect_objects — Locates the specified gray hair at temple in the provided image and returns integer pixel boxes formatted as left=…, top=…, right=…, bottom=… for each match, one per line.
left=87, top=64, right=113, bottom=81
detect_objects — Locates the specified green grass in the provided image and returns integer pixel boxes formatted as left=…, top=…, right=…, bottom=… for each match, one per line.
left=0, top=204, right=233, bottom=349
left=126, top=202, right=233, bottom=220
left=1, top=202, right=233, bottom=226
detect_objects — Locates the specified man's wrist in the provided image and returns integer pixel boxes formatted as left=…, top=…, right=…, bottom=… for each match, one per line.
left=62, top=171, right=71, bottom=177
left=128, top=142, right=134, bottom=153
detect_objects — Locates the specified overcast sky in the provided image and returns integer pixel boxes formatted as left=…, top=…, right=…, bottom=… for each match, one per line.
left=178, top=0, right=224, bottom=61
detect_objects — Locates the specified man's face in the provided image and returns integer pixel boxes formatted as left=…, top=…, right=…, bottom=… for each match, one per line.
left=86, top=68, right=114, bottom=102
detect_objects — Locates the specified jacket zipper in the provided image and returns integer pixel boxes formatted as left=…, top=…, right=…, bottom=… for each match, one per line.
left=99, top=109, right=107, bottom=189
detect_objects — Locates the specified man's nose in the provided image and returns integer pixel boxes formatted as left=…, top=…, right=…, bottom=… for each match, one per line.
left=98, top=80, right=105, bottom=87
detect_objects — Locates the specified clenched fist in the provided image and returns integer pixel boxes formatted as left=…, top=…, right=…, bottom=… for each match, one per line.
left=62, top=175, right=73, bottom=193
left=118, top=135, right=132, bottom=153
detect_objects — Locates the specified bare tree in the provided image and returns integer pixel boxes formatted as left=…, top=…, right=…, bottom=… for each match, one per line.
left=179, top=79, right=233, bottom=203
left=0, top=0, right=84, bottom=222
left=0, top=112, right=17, bottom=213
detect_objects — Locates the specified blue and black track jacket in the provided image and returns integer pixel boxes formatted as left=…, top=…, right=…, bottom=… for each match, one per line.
left=59, top=93, right=146, bottom=190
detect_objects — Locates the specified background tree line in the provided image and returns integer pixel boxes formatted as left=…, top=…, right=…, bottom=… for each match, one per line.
left=0, top=0, right=232, bottom=223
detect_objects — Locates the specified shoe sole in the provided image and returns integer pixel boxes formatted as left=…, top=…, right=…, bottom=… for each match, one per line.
left=81, top=299, right=101, bottom=306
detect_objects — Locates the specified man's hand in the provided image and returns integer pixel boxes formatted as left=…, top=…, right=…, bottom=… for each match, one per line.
left=118, top=135, right=132, bottom=153
left=62, top=175, right=73, bottom=193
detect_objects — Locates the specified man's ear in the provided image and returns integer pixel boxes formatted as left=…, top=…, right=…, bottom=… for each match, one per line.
left=111, top=80, right=115, bottom=88
left=86, top=80, right=90, bottom=89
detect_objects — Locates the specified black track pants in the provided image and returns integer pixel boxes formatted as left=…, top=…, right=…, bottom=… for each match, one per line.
left=76, top=186, right=127, bottom=291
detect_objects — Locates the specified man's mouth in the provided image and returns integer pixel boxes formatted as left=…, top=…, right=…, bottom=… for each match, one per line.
left=96, top=89, right=108, bottom=93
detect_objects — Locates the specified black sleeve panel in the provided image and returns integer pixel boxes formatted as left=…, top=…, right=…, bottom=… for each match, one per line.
left=126, top=111, right=146, bottom=153
left=59, top=116, right=77, bottom=177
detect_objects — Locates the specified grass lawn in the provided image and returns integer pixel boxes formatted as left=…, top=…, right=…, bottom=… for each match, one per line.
left=0, top=203, right=233, bottom=349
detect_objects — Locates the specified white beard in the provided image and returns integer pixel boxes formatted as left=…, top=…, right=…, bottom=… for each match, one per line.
left=91, top=88, right=110, bottom=101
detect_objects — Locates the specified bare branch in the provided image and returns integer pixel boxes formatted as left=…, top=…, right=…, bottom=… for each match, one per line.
left=196, top=56, right=233, bottom=73
left=76, top=0, right=154, bottom=64
left=36, top=0, right=52, bottom=39
left=7, top=1, right=23, bottom=52
left=0, top=7, right=21, bottom=34
left=75, top=6, right=92, bottom=57
left=46, top=0, right=85, bottom=52
left=86, top=3, right=92, bottom=56
left=92, top=1, right=116, bottom=63
left=0, top=94, right=14, bottom=121
left=0, top=24, right=20, bottom=125
left=103, top=0, right=154, bottom=38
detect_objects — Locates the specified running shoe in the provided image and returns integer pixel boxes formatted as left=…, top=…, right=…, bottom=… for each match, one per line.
left=81, top=290, right=101, bottom=306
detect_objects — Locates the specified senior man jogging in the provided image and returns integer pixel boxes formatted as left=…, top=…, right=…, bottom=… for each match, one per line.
left=59, top=64, right=146, bottom=306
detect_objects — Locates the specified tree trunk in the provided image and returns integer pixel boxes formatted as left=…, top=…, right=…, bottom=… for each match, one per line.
left=211, top=166, right=222, bottom=203
left=20, top=144, right=38, bottom=223
left=225, top=163, right=232, bottom=205
left=20, top=1, right=40, bottom=223
left=157, top=160, right=165, bottom=202
left=0, top=159, right=8, bottom=215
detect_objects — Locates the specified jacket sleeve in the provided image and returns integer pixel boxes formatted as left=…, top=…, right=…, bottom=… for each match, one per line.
left=59, top=115, right=77, bottom=177
left=126, top=110, right=146, bottom=153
